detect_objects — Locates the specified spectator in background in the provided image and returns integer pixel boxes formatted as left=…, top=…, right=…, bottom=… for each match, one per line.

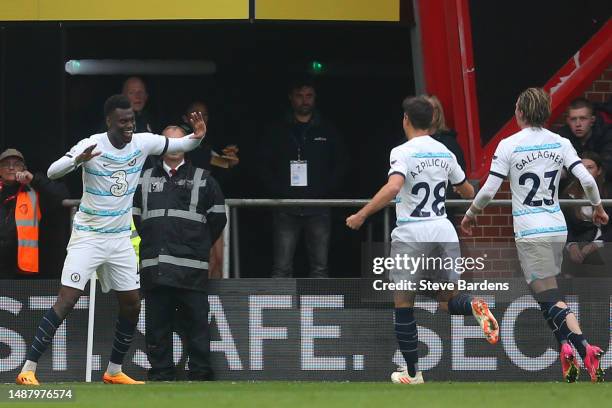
left=558, top=98, right=612, bottom=179
left=259, top=78, right=349, bottom=278
left=122, top=76, right=157, bottom=133
left=561, top=151, right=612, bottom=271
left=425, top=95, right=467, bottom=171
left=425, top=95, right=467, bottom=221
left=179, top=100, right=238, bottom=277
left=179, top=100, right=239, bottom=172
left=133, top=126, right=226, bottom=381
left=0, top=148, right=68, bottom=278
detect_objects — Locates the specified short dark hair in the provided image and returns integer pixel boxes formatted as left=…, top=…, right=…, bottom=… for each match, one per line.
left=568, top=97, right=594, bottom=115
left=104, top=94, right=131, bottom=118
left=288, top=77, right=316, bottom=93
left=402, top=96, right=433, bottom=130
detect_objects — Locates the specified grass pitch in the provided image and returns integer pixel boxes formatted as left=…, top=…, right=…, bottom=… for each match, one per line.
left=1, top=381, right=610, bottom=408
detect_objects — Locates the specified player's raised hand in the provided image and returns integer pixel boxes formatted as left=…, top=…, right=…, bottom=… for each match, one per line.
left=75, top=144, right=100, bottom=164
left=460, top=215, right=476, bottom=235
left=346, top=213, right=366, bottom=230
left=592, top=205, right=609, bottom=225
left=189, top=111, right=207, bottom=139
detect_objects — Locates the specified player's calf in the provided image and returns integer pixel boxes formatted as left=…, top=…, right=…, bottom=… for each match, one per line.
left=536, top=291, right=589, bottom=361
left=394, top=307, right=419, bottom=378
left=16, top=308, right=63, bottom=385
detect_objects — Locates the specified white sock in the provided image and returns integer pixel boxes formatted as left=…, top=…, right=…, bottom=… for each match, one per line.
left=106, top=362, right=122, bottom=375
left=22, top=360, right=37, bottom=373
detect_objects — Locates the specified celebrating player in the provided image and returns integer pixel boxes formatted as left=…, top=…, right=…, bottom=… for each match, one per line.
left=461, top=88, right=607, bottom=383
left=347, top=95, right=499, bottom=385
left=16, top=95, right=206, bottom=386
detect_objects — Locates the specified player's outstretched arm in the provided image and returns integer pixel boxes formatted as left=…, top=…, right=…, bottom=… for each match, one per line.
left=461, top=174, right=503, bottom=235
left=346, top=174, right=404, bottom=230
left=47, top=144, right=99, bottom=180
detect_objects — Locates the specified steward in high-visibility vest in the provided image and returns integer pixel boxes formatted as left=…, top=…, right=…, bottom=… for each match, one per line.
left=130, top=218, right=141, bottom=262
left=133, top=161, right=226, bottom=289
left=0, top=148, right=69, bottom=276
left=133, top=141, right=226, bottom=380
left=15, top=187, right=41, bottom=273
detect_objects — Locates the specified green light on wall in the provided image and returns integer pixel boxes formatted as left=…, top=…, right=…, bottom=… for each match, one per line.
left=310, top=61, right=324, bottom=74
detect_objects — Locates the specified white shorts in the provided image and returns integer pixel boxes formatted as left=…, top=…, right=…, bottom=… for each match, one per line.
left=389, top=218, right=461, bottom=284
left=516, top=235, right=566, bottom=284
left=61, top=234, right=139, bottom=293
left=391, top=217, right=459, bottom=243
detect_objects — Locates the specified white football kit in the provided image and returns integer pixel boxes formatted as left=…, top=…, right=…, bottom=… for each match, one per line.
left=49, top=132, right=200, bottom=292
left=489, top=128, right=582, bottom=239
left=487, top=128, right=584, bottom=283
left=387, top=136, right=466, bottom=283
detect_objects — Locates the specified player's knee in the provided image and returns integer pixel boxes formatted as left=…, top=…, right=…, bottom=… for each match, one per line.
left=54, top=289, right=81, bottom=318
left=54, top=299, right=76, bottom=319
left=120, top=299, right=141, bottom=319
left=534, top=288, right=564, bottom=307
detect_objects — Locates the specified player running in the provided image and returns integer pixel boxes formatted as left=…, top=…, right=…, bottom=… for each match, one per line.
left=462, top=88, right=607, bottom=383
left=16, top=95, right=206, bottom=385
left=347, top=95, right=499, bottom=385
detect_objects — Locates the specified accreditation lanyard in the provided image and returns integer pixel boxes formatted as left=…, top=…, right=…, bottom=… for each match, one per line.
left=290, top=123, right=308, bottom=186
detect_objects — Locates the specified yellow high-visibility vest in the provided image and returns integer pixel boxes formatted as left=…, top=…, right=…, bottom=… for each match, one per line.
left=130, top=219, right=141, bottom=262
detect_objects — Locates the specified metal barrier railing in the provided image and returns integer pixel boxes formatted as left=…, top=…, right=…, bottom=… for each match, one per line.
left=63, top=198, right=612, bottom=279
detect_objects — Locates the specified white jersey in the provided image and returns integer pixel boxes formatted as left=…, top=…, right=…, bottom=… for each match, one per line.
left=489, top=127, right=581, bottom=239
left=388, top=136, right=466, bottom=233
left=67, top=132, right=168, bottom=237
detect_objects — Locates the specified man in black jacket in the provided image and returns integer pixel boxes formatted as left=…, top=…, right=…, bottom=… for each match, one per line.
left=259, top=79, right=349, bottom=278
left=122, top=76, right=157, bottom=133
left=133, top=126, right=226, bottom=381
left=0, top=148, right=68, bottom=278
left=558, top=97, right=612, bottom=179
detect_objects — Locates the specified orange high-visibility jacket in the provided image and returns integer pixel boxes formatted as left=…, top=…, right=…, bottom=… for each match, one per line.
left=15, top=188, right=41, bottom=273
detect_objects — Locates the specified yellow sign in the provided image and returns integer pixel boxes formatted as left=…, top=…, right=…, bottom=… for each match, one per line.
left=256, top=0, right=400, bottom=22
left=0, top=0, right=249, bottom=21
left=1, top=0, right=38, bottom=21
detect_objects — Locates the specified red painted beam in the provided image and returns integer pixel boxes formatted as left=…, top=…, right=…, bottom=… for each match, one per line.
left=472, top=19, right=612, bottom=180
left=417, top=0, right=477, bottom=175
left=418, top=2, right=611, bottom=181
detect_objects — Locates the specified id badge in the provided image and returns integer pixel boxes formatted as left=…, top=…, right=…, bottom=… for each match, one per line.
left=290, top=160, right=308, bottom=186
